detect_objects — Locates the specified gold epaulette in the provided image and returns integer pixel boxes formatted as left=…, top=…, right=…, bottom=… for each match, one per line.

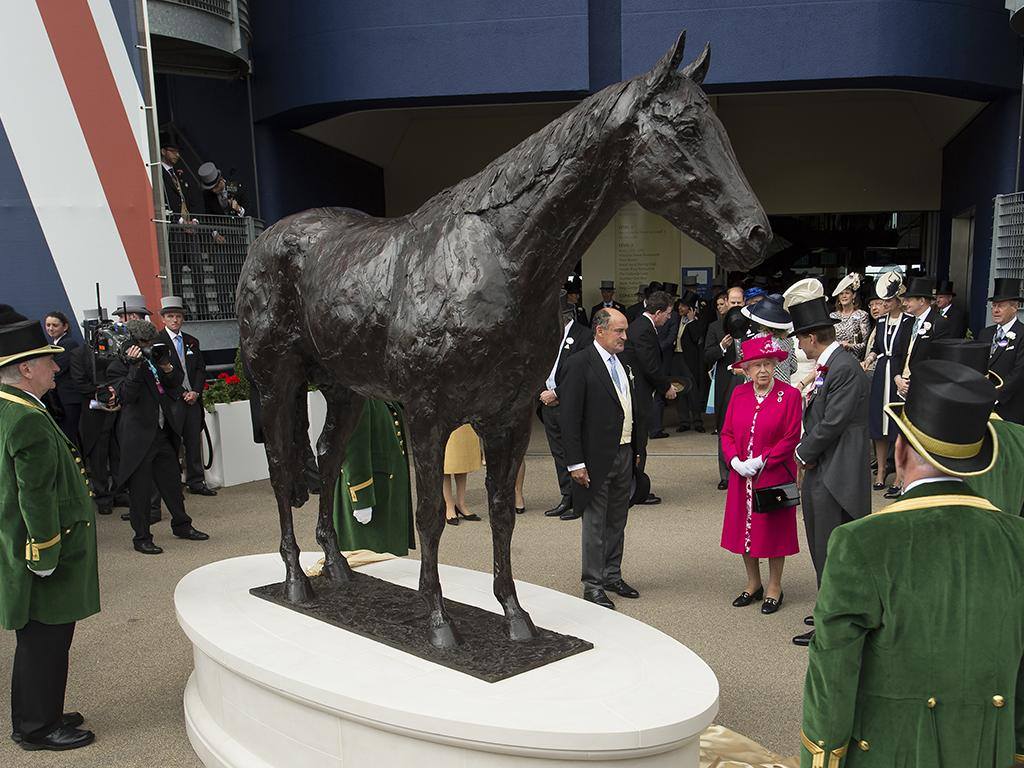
left=25, top=533, right=60, bottom=562
left=801, top=730, right=848, bottom=768
left=874, top=494, right=1001, bottom=516
left=348, top=478, right=373, bottom=503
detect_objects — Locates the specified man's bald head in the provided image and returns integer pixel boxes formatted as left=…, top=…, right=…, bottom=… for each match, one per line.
left=593, top=307, right=628, bottom=355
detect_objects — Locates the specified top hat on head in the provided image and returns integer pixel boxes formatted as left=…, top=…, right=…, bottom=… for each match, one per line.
left=782, top=278, right=823, bottom=310
left=989, top=277, right=1023, bottom=303
left=903, top=276, right=935, bottom=299
left=160, top=296, right=187, bottom=316
left=724, top=306, right=750, bottom=340
left=113, top=295, right=151, bottom=317
left=742, top=293, right=793, bottom=331
left=884, top=360, right=998, bottom=477
left=935, top=280, right=956, bottom=297
left=731, top=334, right=790, bottom=370
left=662, top=282, right=679, bottom=296
left=563, top=275, right=582, bottom=295
left=600, top=280, right=615, bottom=291
left=832, top=272, right=861, bottom=297
left=682, top=277, right=699, bottom=288
left=159, top=130, right=178, bottom=151
left=0, top=320, right=64, bottom=368
left=788, top=297, right=839, bottom=336
left=677, top=289, right=699, bottom=308
left=197, top=162, right=223, bottom=191
left=647, top=281, right=665, bottom=294
left=924, top=339, right=1003, bottom=389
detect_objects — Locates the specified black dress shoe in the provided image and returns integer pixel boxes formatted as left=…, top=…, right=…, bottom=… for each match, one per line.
left=544, top=498, right=572, bottom=517
left=717, top=479, right=729, bottom=491
left=761, top=592, right=784, bottom=614
left=454, top=505, right=481, bottom=521
left=175, top=527, right=209, bottom=541
left=636, top=494, right=661, bottom=505
left=792, top=629, right=815, bottom=646
left=133, top=542, right=163, bottom=555
left=120, top=511, right=130, bottom=521
left=693, top=421, right=706, bottom=433
left=732, top=586, right=764, bottom=607
left=515, top=507, right=526, bottom=515
left=559, top=509, right=581, bottom=520
left=650, top=431, right=670, bottom=439
left=804, top=615, right=814, bottom=626
left=446, top=515, right=459, bottom=526
left=20, top=725, right=94, bottom=751
left=605, top=579, right=639, bottom=598
left=583, top=589, right=615, bottom=609
left=188, top=484, right=218, bottom=497
left=12, top=713, right=84, bottom=743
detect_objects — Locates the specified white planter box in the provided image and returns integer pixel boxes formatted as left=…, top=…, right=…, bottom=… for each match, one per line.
left=203, top=391, right=328, bottom=489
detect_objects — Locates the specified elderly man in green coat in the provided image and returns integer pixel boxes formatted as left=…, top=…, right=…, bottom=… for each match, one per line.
left=0, top=315, right=99, bottom=752
left=332, top=400, right=414, bottom=557
left=801, top=360, right=1024, bottom=767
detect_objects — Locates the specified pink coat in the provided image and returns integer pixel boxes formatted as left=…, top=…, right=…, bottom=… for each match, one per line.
left=720, top=379, right=801, bottom=557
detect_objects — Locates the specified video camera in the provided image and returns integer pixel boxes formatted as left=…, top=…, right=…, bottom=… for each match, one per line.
left=86, top=285, right=169, bottom=365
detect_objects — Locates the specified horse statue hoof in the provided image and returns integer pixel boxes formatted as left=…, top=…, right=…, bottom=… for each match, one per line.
left=321, top=558, right=354, bottom=582
left=428, top=621, right=462, bottom=649
left=507, top=612, right=538, bottom=641
left=285, top=574, right=316, bottom=604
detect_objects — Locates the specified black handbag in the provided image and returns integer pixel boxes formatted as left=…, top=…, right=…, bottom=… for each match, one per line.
left=752, top=457, right=800, bottom=514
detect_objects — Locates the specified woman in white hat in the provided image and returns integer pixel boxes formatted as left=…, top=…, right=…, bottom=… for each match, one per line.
left=830, top=273, right=871, bottom=360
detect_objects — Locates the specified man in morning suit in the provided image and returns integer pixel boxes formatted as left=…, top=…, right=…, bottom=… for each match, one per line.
left=560, top=308, right=641, bottom=609
left=801, top=360, right=1024, bottom=768
left=590, top=280, right=626, bottom=319
left=978, top=277, right=1024, bottom=424
left=704, top=286, right=745, bottom=489
left=893, top=275, right=950, bottom=397
left=107, top=320, right=208, bottom=554
left=620, top=290, right=677, bottom=504
left=0, top=315, right=99, bottom=751
left=791, top=296, right=870, bottom=647
left=934, top=279, right=968, bottom=338
left=648, top=283, right=681, bottom=440
left=158, top=296, right=216, bottom=496
left=540, top=307, right=593, bottom=521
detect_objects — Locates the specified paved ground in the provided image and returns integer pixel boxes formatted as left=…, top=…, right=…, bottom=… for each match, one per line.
left=1, top=418, right=885, bottom=767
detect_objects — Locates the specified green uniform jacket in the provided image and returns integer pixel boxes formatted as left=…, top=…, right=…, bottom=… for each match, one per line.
left=966, top=417, right=1024, bottom=516
left=0, top=384, right=99, bottom=630
left=801, top=481, right=1024, bottom=767
left=332, top=401, right=414, bottom=557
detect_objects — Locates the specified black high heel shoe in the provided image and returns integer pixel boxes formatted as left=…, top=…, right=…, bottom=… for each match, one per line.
left=446, top=514, right=459, bottom=526
left=761, top=592, right=784, bottom=614
left=732, top=586, right=764, bottom=607
left=515, top=506, right=526, bottom=515
left=455, top=505, right=481, bottom=521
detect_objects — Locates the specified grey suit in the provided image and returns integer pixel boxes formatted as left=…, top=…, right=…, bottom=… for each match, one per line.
left=796, top=344, right=870, bottom=585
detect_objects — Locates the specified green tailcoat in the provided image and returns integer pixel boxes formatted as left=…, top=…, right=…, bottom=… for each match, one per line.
left=332, top=401, right=414, bottom=557
left=0, top=384, right=99, bottom=630
left=801, top=481, right=1024, bottom=767
left=966, top=418, right=1024, bottom=516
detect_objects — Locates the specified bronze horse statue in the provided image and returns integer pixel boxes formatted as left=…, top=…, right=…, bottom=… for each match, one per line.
left=237, top=31, right=769, bottom=649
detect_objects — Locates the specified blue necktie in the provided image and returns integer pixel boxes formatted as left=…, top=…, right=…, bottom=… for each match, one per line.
left=993, top=327, right=1005, bottom=355
left=174, top=334, right=184, bottom=363
left=609, top=356, right=624, bottom=394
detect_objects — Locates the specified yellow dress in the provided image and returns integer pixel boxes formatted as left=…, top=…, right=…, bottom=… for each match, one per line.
left=443, top=424, right=482, bottom=474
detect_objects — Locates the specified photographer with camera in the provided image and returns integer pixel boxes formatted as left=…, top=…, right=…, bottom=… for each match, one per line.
left=107, top=319, right=208, bottom=554
left=198, top=161, right=246, bottom=219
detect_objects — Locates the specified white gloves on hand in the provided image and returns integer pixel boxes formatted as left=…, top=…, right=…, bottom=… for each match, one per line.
left=730, top=456, right=764, bottom=478
left=353, top=506, right=373, bottom=525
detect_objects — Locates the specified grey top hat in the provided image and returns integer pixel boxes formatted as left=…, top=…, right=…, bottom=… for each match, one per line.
left=600, top=280, right=615, bottom=290
left=113, top=295, right=151, bottom=316
left=197, top=162, right=222, bottom=191
left=160, top=296, right=187, bottom=315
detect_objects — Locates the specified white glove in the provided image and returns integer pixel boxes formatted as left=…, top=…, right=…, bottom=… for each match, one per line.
left=353, top=506, right=373, bottom=525
left=749, top=455, right=765, bottom=473
left=730, top=457, right=756, bottom=478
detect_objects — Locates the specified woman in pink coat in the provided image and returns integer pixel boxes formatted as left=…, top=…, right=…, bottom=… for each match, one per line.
left=720, top=335, right=801, bottom=615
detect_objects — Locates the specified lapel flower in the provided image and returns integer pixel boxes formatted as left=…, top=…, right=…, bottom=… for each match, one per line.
left=918, top=321, right=932, bottom=336
left=1007, top=330, right=1017, bottom=341
left=627, top=366, right=635, bottom=382
left=565, top=338, right=574, bottom=346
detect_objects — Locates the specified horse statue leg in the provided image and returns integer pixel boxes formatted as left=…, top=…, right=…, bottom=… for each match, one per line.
left=406, top=413, right=461, bottom=649
left=479, top=407, right=538, bottom=641
left=313, top=384, right=365, bottom=582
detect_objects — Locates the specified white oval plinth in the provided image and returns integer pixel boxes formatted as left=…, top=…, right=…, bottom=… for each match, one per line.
left=175, top=554, right=719, bottom=767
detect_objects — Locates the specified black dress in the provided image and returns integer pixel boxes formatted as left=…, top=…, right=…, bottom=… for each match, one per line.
left=868, top=313, right=914, bottom=441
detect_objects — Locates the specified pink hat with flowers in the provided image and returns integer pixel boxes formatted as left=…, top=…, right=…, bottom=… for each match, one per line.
left=731, top=335, right=789, bottom=370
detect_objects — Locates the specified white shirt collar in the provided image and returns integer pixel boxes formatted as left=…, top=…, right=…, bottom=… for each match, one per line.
left=1000, top=318, right=1017, bottom=335
left=161, top=161, right=174, bottom=174
left=8, top=386, right=46, bottom=409
left=916, top=306, right=932, bottom=323
left=904, top=476, right=962, bottom=495
left=816, top=340, right=842, bottom=368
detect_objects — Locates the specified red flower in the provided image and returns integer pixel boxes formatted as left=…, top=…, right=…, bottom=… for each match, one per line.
left=226, top=375, right=241, bottom=385
left=203, top=382, right=211, bottom=391
left=217, top=372, right=229, bottom=380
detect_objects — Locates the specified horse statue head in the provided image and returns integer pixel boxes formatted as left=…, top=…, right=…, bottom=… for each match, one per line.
left=626, top=32, right=770, bottom=270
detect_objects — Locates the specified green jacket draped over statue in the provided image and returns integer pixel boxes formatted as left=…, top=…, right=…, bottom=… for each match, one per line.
left=801, top=480, right=1024, bottom=767
left=332, top=400, right=414, bottom=557
left=0, top=383, right=99, bottom=631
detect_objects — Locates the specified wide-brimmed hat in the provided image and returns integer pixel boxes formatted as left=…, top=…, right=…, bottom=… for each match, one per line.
left=875, top=271, right=905, bottom=300
left=788, top=297, right=839, bottom=336
left=160, top=296, right=187, bottom=316
left=742, top=293, right=793, bottom=331
left=112, top=295, right=151, bottom=317
left=924, top=340, right=1003, bottom=389
left=731, top=335, right=789, bottom=370
left=0, top=320, right=64, bottom=368
left=935, top=280, right=956, bottom=297
left=832, top=272, right=861, bottom=297
left=600, top=280, right=615, bottom=290
left=782, top=278, right=823, bottom=310
left=884, top=361, right=997, bottom=477
left=989, top=277, right=1023, bottom=303
left=724, top=306, right=750, bottom=339
left=903, top=276, right=935, bottom=299
left=197, top=162, right=223, bottom=190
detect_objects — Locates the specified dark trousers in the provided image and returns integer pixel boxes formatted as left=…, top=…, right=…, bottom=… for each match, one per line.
left=801, top=469, right=854, bottom=587
left=581, top=444, right=632, bottom=590
left=649, top=392, right=666, bottom=435
left=80, top=408, right=116, bottom=510
left=541, top=403, right=571, bottom=501
left=127, top=427, right=192, bottom=544
left=57, top=402, right=81, bottom=449
left=182, top=401, right=206, bottom=489
left=634, top=393, right=653, bottom=474
left=11, top=620, right=75, bottom=740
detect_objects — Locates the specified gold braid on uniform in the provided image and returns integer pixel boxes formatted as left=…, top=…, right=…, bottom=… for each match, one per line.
left=801, top=730, right=849, bottom=768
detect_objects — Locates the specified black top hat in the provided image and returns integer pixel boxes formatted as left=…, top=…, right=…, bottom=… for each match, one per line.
left=989, top=277, right=1023, bottom=303
left=724, top=306, right=750, bottom=339
left=884, top=360, right=997, bottom=477
left=787, top=297, right=839, bottom=336
left=742, top=293, right=793, bottom=331
left=934, top=280, right=956, bottom=297
left=662, top=282, right=679, bottom=296
left=600, top=280, right=615, bottom=290
left=903, top=276, right=935, bottom=299
left=647, top=281, right=665, bottom=294
left=0, top=320, right=64, bottom=368
left=924, top=340, right=1003, bottom=389
left=158, top=130, right=178, bottom=151
left=677, top=289, right=699, bottom=308
left=564, top=275, right=582, bottom=294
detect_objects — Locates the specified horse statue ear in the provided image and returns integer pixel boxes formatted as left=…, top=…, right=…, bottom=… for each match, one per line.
left=682, top=42, right=711, bottom=85
left=644, top=30, right=687, bottom=94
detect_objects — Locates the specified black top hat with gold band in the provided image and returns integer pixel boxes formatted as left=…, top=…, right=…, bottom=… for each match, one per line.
left=883, top=360, right=998, bottom=477
left=923, top=339, right=1003, bottom=389
left=0, top=320, right=65, bottom=368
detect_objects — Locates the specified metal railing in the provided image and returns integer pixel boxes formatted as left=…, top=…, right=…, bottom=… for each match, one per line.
left=991, top=192, right=1024, bottom=284
left=160, top=0, right=232, bottom=20
left=165, top=214, right=263, bottom=321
